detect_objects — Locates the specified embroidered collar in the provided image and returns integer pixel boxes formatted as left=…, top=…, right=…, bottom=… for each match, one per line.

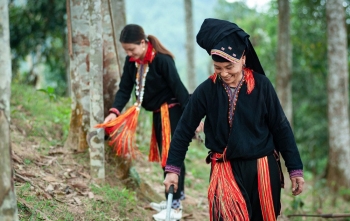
left=129, top=41, right=156, bottom=64
left=209, top=67, right=255, bottom=95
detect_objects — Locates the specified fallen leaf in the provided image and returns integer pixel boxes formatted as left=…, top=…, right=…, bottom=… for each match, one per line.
left=48, top=148, right=66, bottom=155
left=88, top=192, right=94, bottom=199
left=77, top=171, right=91, bottom=179
left=94, top=195, right=104, bottom=202
left=71, top=182, right=88, bottom=191
left=45, top=184, right=54, bottom=193
left=12, top=151, right=23, bottom=164
left=16, top=171, right=36, bottom=178
left=43, top=175, right=59, bottom=182
left=73, top=197, right=82, bottom=205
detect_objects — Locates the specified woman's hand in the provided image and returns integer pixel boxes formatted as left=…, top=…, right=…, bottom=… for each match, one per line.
left=196, top=121, right=204, bottom=133
left=103, top=113, right=117, bottom=123
left=291, top=176, right=304, bottom=196
left=163, top=172, right=179, bottom=193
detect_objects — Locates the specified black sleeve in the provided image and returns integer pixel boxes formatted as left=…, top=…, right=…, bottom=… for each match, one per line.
left=166, top=85, right=207, bottom=168
left=265, top=79, right=303, bottom=171
left=112, top=58, right=135, bottom=111
left=157, top=55, right=189, bottom=107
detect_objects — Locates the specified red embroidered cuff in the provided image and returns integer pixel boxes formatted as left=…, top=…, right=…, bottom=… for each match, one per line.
left=289, top=169, right=303, bottom=178
left=109, top=108, right=120, bottom=116
left=165, top=165, right=181, bottom=176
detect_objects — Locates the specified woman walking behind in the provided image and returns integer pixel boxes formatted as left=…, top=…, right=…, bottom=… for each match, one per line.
left=99, top=24, right=189, bottom=221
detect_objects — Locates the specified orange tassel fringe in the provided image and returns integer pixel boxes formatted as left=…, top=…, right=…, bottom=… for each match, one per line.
left=258, top=156, right=276, bottom=221
left=160, top=103, right=171, bottom=167
left=208, top=153, right=249, bottom=221
left=148, top=103, right=171, bottom=167
left=95, top=105, right=140, bottom=159
left=149, top=124, right=160, bottom=162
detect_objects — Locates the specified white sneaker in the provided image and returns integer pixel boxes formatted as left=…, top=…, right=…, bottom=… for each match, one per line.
left=150, top=201, right=167, bottom=212
left=152, top=208, right=182, bottom=221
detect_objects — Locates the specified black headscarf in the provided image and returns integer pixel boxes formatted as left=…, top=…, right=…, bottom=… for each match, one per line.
left=196, top=18, right=265, bottom=75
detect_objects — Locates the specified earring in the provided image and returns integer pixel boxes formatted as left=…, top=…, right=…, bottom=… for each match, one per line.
left=243, top=64, right=246, bottom=68
left=142, top=47, right=145, bottom=51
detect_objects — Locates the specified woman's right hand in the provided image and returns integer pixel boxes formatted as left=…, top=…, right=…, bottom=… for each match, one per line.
left=103, top=113, right=117, bottom=123
left=163, top=172, right=179, bottom=193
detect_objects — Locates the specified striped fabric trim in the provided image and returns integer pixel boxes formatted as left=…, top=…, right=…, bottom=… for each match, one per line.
left=165, top=165, right=181, bottom=175
left=257, top=156, right=276, bottom=221
left=211, top=49, right=240, bottom=63
left=289, top=169, right=303, bottom=178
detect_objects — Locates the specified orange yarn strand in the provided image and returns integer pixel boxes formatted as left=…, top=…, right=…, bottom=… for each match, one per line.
left=258, top=156, right=276, bottom=221
left=208, top=158, right=249, bottom=221
left=160, top=103, right=171, bottom=167
left=95, top=105, right=140, bottom=159
left=149, top=124, right=160, bottom=162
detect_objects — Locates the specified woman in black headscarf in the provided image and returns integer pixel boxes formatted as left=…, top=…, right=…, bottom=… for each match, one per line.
left=163, top=18, right=304, bottom=221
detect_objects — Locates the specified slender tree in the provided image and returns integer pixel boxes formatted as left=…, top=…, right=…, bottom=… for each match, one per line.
left=109, top=0, right=126, bottom=75
left=326, top=0, right=350, bottom=194
left=276, top=0, right=293, bottom=125
left=101, top=0, right=122, bottom=117
left=89, top=0, right=105, bottom=180
left=184, top=0, right=196, bottom=93
left=0, top=0, right=19, bottom=219
left=104, top=0, right=133, bottom=180
left=65, top=0, right=91, bottom=152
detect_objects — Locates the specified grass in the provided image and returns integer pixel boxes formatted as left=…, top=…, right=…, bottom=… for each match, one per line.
left=11, top=83, right=71, bottom=147
left=17, top=183, right=75, bottom=221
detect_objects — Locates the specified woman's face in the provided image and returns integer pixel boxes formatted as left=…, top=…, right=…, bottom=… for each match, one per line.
left=121, top=39, right=147, bottom=60
left=213, top=56, right=246, bottom=87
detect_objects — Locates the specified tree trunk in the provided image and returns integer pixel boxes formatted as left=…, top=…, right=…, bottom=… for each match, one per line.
left=326, top=0, right=350, bottom=195
left=65, top=0, right=91, bottom=152
left=109, top=0, right=126, bottom=74
left=276, top=0, right=293, bottom=126
left=184, top=0, right=196, bottom=93
left=101, top=0, right=121, bottom=117
left=0, top=0, right=19, bottom=219
left=103, top=0, right=132, bottom=181
left=88, top=0, right=105, bottom=181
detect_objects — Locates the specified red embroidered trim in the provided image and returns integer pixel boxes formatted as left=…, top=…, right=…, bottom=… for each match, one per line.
left=153, top=103, right=179, bottom=113
left=129, top=41, right=156, bottom=64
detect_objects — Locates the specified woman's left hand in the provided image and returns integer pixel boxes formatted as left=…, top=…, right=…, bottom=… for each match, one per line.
left=291, top=176, right=304, bottom=196
left=196, top=121, right=204, bottom=133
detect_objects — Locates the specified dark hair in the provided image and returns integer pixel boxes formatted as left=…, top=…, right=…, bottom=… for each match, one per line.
left=120, top=24, right=174, bottom=58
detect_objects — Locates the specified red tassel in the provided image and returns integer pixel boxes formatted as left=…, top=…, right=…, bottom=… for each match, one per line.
left=244, top=68, right=255, bottom=94
left=160, top=103, right=171, bottom=167
left=209, top=73, right=218, bottom=83
left=208, top=152, right=249, bottom=221
left=95, top=105, right=140, bottom=159
left=149, top=124, right=160, bottom=162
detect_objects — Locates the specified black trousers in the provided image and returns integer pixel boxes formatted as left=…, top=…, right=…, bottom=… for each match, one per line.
left=153, top=105, right=186, bottom=200
left=212, top=154, right=281, bottom=221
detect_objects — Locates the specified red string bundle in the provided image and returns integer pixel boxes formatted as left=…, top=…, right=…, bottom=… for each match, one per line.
left=95, top=105, right=140, bottom=159
left=208, top=152, right=249, bottom=221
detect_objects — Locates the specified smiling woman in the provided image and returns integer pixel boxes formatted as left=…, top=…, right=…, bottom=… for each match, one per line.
left=163, top=18, right=304, bottom=221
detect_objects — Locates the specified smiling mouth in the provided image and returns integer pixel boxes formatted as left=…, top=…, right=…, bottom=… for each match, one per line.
left=222, top=76, right=232, bottom=80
